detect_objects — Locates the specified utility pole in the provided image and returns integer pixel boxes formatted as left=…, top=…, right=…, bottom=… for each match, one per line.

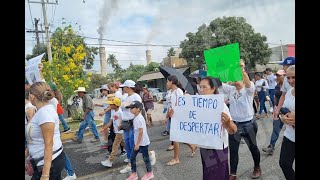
left=280, top=40, right=284, bottom=60
left=26, top=18, right=45, bottom=54
left=29, top=0, right=58, bottom=63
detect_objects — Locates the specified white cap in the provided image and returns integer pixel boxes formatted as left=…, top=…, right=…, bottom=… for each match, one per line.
left=119, top=80, right=136, bottom=88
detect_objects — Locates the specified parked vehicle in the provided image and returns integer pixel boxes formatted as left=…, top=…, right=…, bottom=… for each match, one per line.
left=148, top=88, right=166, bottom=102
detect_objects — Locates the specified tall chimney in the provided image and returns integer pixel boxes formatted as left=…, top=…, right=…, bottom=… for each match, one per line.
left=146, top=49, right=152, bottom=65
left=99, top=47, right=107, bottom=76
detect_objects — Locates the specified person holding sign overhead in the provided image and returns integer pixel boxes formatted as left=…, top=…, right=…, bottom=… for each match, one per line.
left=198, top=76, right=237, bottom=180
left=220, top=59, right=262, bottom=180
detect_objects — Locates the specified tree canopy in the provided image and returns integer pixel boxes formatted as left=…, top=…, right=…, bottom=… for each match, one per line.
left=179, top=16, right=272, bottom=70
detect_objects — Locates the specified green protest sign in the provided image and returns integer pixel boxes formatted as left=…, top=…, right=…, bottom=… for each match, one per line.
left=204, top=43, right=242, bottom=82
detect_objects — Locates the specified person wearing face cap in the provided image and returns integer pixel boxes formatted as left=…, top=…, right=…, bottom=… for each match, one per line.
left=262, top=69, right=286, bottom=155
left=272, top=57, right=295, bottom=121
left=118, top=80, right=156, bottom=174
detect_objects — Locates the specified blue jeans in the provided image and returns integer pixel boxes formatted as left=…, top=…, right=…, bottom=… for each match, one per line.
left=270, top=118, right=284, bottom=147
left=268, top=89, right=275, bottom=107
left=258, top=91, right=267, bottom=114
left=124, top=127, right=135, bottom=160
left=58, top=114, right=70, bottom=131
left=64, top=153, right=75, bottom=176
left=130, top=145, right=152, bottom=173
left=77, top=111, right=100, bottom=141
left=166, top=118, right=171, bottom=131
left=103, top=111, right=111, bottom=124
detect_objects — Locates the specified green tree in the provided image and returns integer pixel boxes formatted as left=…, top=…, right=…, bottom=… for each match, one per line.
left=145, top=62, right=160, bottom=72
left=88, top=74, right=110, bottom=92
left=179, top=16, right=272, bottom=69
left=118, top=63, right=146, bottom=82
left=167, top=47, right=176, bottom=57
left=107, top=54, right=119, bottom=69
left=26, top=24, right=96, bottom=107
left=26, top=24, right=98, bottom=69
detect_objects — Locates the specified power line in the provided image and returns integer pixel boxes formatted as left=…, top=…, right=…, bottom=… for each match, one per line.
left=27, top=0, right=35, bottom=26
left=86, top=43, right=179, bottom=47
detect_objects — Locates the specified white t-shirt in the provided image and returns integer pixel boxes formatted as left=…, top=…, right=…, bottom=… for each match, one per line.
left=48, top=97, right=59, bottom=112
left=102, top=95, right=109, bottom=110
left=133, top=113, right=150, bottom=146
left=267, top=74, right=277, bottom=89
left=199, top=103, right=231, bottom=149
left=166, top=88, right=184, bottom=110
left=281, top=76, right=291, bottom=93
left=221, top=82, right=255, bottom=122
left=121, top=93, right=142, bottom=121
left=25, top=102, right=36, bottom=125
left=122, top=93, right=128, bottom=101
left=26, top=105, right=63, bottom=166
left=111, top=109, right=124, bottom=134
left=255, top=79, right=269, bottom=92
left=283, top=87, right=295, bottom=142
left=115, top=90, right=123, bottom=99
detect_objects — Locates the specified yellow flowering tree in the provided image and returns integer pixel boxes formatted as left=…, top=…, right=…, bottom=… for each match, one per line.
left=40, top=25, right=98, bottom=107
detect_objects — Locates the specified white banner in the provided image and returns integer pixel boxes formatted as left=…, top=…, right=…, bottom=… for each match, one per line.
left=170, top=94, right=225, bottom=149
left=25, top=53, right=45, bottom=85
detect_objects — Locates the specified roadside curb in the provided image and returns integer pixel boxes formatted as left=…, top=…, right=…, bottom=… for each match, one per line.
left=61, top=119, right=166, bottom=143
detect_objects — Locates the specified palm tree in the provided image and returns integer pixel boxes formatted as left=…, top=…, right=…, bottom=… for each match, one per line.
left=167, top=47, right=176, bottom=57
left=107, top=54, right=119, bottom=69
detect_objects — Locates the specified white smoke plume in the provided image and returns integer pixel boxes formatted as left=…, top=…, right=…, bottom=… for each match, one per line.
left=97, top=0, right=119, bottom=46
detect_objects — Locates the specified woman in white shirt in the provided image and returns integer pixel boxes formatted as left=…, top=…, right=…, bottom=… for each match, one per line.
left=254, top=73, right=269, bottom=118
left=25, top=82, right=65, bottom=180
left=165, top=75, right=197, bottom=166
left=279, top=65, right=295, bottom=180
left=199, top=76, right=237, bottom=180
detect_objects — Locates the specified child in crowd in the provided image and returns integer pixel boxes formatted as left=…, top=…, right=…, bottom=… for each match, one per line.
left=125, top=101, right=154, bottom=180
left=101, top=97, right=126, bottom=167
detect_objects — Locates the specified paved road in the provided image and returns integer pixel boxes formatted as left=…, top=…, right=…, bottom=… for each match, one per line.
left=26, top=102, right=294, bottom=180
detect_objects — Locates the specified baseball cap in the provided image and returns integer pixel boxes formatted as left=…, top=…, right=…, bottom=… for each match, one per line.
left=279, top=57, right=295, bottom=65
left=119, top=80, right=136, bottom=88
left=125, top=101, right=143, bottom=110
left=107, top=97, right=121, bottom=107
left=100, top=85, right=109, bottom=91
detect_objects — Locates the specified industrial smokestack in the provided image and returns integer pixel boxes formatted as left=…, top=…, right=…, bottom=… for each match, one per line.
left=99, top=47, right=107, bottom=76
left=146, top=49, right=152, bottom=65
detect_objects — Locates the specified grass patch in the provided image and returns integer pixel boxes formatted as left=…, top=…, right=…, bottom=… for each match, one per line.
left=59, top=119, right=104, bottom=141
left=59, top=120, right=103, bottom=132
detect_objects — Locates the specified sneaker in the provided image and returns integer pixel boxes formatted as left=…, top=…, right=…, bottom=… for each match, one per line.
left=63, top=173, right=77, bottom=180
left=90, top=138, right=100, bottom=143
left=126, top=173, right=138, bottom=180
left=141, top=172, right=154, bottom=180
left=101, top=159, right=113, bottom=167
left=63, top=128, right=71, bottom=134
left=72, top=137, right=82, bottom=144
left=120, top=151, right=127, bottom=157
left=120, top=165, right=131, bottom=174
left=124, top=158, right=129, bottom=163
left=262, top=145, right=274, bottom=155
left=251, top=166, right=262, bottom=179
left=161, top=130, right=169, bottom=136
left=149, top=151, right=156, bottom=166
left=269, top=107, right=273, bottom=113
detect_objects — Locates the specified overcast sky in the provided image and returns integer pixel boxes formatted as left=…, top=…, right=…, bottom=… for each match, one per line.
left=25, top=0, right=295, bottom=72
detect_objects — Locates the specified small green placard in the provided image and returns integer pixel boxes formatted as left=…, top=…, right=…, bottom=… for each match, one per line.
left=204, top=43, right=242, bottom=82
